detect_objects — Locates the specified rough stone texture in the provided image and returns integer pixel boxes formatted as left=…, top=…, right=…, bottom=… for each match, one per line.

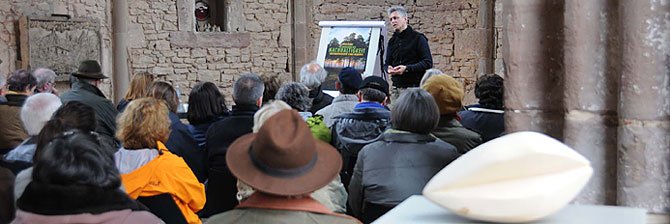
left=310, top=0, right=490, bottom=105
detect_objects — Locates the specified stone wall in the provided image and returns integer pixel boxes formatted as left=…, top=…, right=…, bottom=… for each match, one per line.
left=310, top=0, right=497, bottom=105
left=0, top=0, right=113, bottom=96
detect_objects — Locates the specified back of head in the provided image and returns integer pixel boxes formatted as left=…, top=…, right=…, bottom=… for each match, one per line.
left=253, top=100, right=291, bottom=133
left=21, top=93, right=62, bottom=135
left=299, top=62, right=327, bottom=89
left=420, top=68, right=443, bottom=87
left=146, top=81, right=178, bottom=113
left=260, top=74, right=282, bottom=104
left=476, top=74, right=504, bottom=110
left=8, top=69, right=37, bottom=92
left=392, top=88, right=440, bottom=134
left=33, top=130, right=120, bottom=189
left=125, top=72, right=154, bottom=101
left=358, top=76, right=389, bottom=103
left=421, top=74, right=464, bottom=115
left=233, top=73, right=264, bottom=105
left=275, top=82, right=311, bottom=111
left=337, top=67, right=362, bottom=94
left=35, top=101, right=98, bottom=162
left=33, top=68, right=56, bottom=90
left=116, top=97, right=171, bottom=149
left=188, top=81, right=228, bottom=124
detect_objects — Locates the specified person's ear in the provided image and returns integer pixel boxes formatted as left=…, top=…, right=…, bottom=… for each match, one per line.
left=256, top=96, right=263, bottom=107
left=357, top=91, right=363, bottom=102
left=382, top=96, right=388, bottom=106
left=335, top=82, right=341, bottom=91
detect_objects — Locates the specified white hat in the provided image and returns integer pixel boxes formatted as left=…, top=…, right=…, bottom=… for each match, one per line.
left=423, top=131, right=593, bottom=223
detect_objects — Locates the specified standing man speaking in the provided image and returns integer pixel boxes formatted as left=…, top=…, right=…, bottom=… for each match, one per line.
left=386, top=5, right=433, bottom=103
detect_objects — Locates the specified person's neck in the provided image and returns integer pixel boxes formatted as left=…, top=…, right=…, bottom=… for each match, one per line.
left=396, top=25, right=408, bottom=33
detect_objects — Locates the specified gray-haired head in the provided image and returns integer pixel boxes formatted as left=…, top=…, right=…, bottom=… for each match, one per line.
left=391, top=88, right=440, bottom=134
left=299, top=61, right=327, bottom=89
left=419, top=69, right=443, bottom=87
left=21, top=93, right=62, bottom=135
left=387, top=5, right=408, bottom=18
left=33, top=68, right=57, bottom=93
left=275, top=82, right=312, bottom=112
left=233, top=73, right=265, bottom=105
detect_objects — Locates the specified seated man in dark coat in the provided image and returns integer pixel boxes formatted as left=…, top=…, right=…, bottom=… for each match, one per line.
left=202, top=73, right=264, bottom=217
left=300, top=62, right=333, bottom=114
left=330, top=76, right=391, bottom=188
left=458, top=74, right=504, bottom=142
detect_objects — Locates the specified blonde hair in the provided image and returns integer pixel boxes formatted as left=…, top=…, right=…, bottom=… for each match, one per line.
left=124, top=72, right=154, bottom=101
left=252, top=100, right=292, bottom=133
left=116, top=97, right=171, bottom=149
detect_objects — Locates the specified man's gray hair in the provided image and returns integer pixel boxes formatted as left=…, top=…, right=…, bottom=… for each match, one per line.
left=275, top=82, right=312, bottom=112
left=33, top=68, right=56, bottom=88
left=299, top=62, right=327, bottom=89
left=0, top=73, right=6, bottom=88
left=21, top=93, right=62, bottom=135
left=387, top=5, right=408, bottom=18
left=420, top=69, right=443, bottom=87
left=233, top=73, right=265, bottom=105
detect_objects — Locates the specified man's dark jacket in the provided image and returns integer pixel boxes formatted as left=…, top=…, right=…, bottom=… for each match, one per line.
left=202, top=104, right=258, bottom=217
left=0, top=94, right=29, bottom=153
left=330, top=106, right=390, bottom=188
left=60, top=81, right=119, bottom=151
left=458, top=103, right=505, bottom=142
left=308, top=85, right=333, bottom=114
left=386, top=25, right=433, bottom=88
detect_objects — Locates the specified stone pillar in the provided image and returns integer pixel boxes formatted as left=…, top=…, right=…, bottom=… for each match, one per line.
left=502, top=0, right=565, bottom=139
left=476, top=0, right=495, bottom=76
left=617, top=0, right=670, bottom=213
left=292, top=0, right=312, bottom=81
left=112, top=0, right=129, bottom=103
left=562, top=0, right=619, bottom=205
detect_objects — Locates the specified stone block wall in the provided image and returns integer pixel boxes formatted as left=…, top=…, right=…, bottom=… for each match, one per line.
left=310, top=0, right=496, bottom=105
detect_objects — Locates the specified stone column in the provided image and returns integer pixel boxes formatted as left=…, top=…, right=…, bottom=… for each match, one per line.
left=476, top=0, right=495, bottom=76
left=112, top=0, right=129, bottom=103
left=562, top=0, right=619, bottom=205
left=502, top=0, right=565, bottom=139
left=292, top=0, right=311, bottom=81
left=617, top=0, right=670, bottom=213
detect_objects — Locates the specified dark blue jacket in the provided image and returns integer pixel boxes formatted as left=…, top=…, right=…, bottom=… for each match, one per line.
left=164, top=112, right=207, bottom=183
left=457, top=104, right=504, bottom=142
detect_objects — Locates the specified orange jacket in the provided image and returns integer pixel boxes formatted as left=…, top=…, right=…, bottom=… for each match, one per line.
left=120, top=141, right=206, bottom=224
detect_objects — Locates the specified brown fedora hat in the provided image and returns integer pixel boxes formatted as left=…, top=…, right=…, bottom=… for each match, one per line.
left=72, top=60, right=108, bottom=79
left=226, top=109, right=342, bottom=196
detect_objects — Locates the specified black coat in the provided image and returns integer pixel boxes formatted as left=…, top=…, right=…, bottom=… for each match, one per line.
left=458, top=104, right=505, bottom=142
left=202, top=104, right=258, bottom=216
left=61, top=81, right=119, bottom=151
left=386, top=25, right=433, bottom=88
left=164, top=112, right=207, bottom=183
left=348, top=131, right=460, bottom=219
left=308, top=85, right=333, bottom=114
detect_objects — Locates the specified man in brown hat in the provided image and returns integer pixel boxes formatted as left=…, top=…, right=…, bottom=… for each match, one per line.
left=61, top=60, right=119, bottom=151
left=205, top=110, right=360, bottom=224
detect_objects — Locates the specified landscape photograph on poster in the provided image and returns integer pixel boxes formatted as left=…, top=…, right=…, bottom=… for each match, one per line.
left=322, top=27, right=372, bottom=90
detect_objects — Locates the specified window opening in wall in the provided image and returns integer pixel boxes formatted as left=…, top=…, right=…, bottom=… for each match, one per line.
left=195, top=0, right=226, bottom=32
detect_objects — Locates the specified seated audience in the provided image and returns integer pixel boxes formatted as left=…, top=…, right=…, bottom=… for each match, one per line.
left=32, top=68, right=59, bottom=96
left=115, top=97, right=205, bottom=224
left=187, top=81, right=229, bottom=149
left=331, top=76, right=391, bottom=188
left=458, top=74, right=505, bottom=142
left=13, top=101, right=99, bottom=202
left=300, top=61, right=333, bottom=113
left=3, top=93, right=62, bottom=169
left=13, top=130, right=161, bottom=224
left=205, top=110, right=360, bottom=224
left=316, top=67, right=363, bottom=128
left=203, top=73, right=263, bottom=217
left=61, top=60, right=119, bottom=152
left=117, top=72, right=153, bottom=112
left=260, top=73, right=282, bottom=106
left=235, top=100, right=347, bottom=213
left=147, top=81, right=206, bottom=182
left=348, top=88, right=461, bottom=223
left=422, top=74, right=482, bottom=153
left=0, top=69, right=36, bottom=153
left=276, top=82, right=330, bottom=143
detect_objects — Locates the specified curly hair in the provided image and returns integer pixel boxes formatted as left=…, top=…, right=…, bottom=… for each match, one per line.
left=8, top=69, right=37, bottom=92
left=275, top=82, right=312, bottom=112
left=116, top=97, right=171, bottom=149
left=475, top=74, right=504, bottom=110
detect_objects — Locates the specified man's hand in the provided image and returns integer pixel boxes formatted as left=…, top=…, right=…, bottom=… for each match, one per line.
left=388, top=65, right=407, bottom=75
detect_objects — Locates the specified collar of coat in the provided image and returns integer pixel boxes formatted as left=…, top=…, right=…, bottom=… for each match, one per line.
left=383, top=129, right=437, bottom=143
left=72, top=81, right=107, bottom=98
left=1, top=93, right=28, bottom=106
left=237, top=192, right=361, bottom=223
left=393, top=25, right=415, bottom=38
left=17, top=181, right=148, bottom=216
